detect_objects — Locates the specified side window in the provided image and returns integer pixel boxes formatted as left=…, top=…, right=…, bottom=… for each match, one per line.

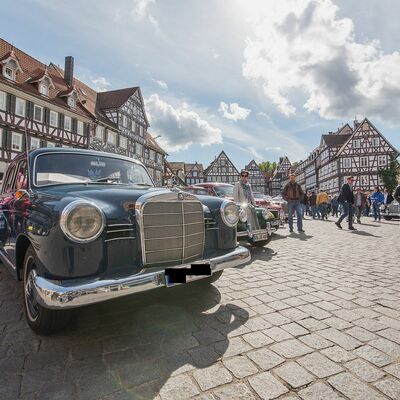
left=15, top=161, right=28, bottom=190
left=2, top=165, right=17, bottom=193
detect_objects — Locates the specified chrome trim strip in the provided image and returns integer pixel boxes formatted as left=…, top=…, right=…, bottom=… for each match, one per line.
left=106, top=228, right=134, bottom=233
left=105, top=237, right=136, bottom=242
left=32, top=246, right=251, bottom=309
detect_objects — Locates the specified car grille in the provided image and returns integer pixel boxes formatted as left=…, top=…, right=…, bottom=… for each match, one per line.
left=139, top=192, right=205, bottom=266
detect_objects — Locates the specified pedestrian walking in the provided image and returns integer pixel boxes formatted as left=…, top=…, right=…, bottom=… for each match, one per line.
left=335, top=176, right=356, bottom=230
left=354, top=188, right=366, bottom=224
left=331, top=194, right=339, bottom=217
left=364, top=192, right=371, bottom=216
left=282, top=173, right=305, bottom=233
left=317, top=189, right=329, bottom=220
left=327, top=195, right=332, bottom=215
left=301, top=191, right=308, bottom=219
left=370, top=187, right=384, bottom=221
left=394, top=185, right=400, bottom=203
left=233, top=170, right=255, bottom=205
left=309, top=191, right=320, bottom=219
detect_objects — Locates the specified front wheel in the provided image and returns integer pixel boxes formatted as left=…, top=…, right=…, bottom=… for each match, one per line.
left=23, top=245, right=70, bottom=334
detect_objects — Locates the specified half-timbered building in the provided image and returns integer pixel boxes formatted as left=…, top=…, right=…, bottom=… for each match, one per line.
left=269, top=156, right=291, bottom=196
left=245, top=159, right=266, bottom=194
left=0, top=38, right=167, bottom=185
left=184, top=162, right=205, bottom=185
left=203, top=151, right=240, bottom=185
left=0, top=40, right=92, bottom=179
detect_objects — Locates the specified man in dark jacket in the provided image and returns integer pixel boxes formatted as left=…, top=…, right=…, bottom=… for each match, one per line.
left=335, top=176, right=356, bottom=230
left=394, top=185, right=400, bottom=203
left=282, top=174, right=305, bottom=233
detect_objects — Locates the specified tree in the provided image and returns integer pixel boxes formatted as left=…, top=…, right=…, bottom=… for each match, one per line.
left=378, top=155, right=400, bottom=192
left=259, top=161, right=277, bottom=173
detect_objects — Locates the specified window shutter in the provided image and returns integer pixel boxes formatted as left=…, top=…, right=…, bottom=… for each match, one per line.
left=58, top=113, right=64, bottom=129
left=40, top=139, right=46, bottom=148
left=21, top=134, right=27, bottom=152
left=6, top=94, right=16, bottom=113
left=72, top=118, right=77, bottom=133
left=2, top=129, right=8, bottom=148
left=84, top=122, right=90, bottom=137
left=26, top=101, right=34, bottom=119
left=116, top=134, right=120, bottom=148
left=6, top=130, right=12, bottom=149
left=44, top=108, right=50, bottom=125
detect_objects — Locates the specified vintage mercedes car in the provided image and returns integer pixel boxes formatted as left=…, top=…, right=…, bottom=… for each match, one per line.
left=0, top=149, right=250, bottom=333
left=381, top=201, right=400, bottom=220
left=189, top=183, right=279, bottom=247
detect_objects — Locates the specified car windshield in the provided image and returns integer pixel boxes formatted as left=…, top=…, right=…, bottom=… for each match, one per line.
left=185, top=188, right=209, bottom=195
left=34, top=153, right=153, bottom=187
left=214, top=185, right=233, bottom=198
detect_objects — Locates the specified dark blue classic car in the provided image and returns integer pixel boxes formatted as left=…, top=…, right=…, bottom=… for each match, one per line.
left=0, top=148, right=250, bottom=333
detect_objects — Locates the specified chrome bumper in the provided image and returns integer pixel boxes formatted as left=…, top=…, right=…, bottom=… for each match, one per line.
left=32, top=246, right=251, bottom=310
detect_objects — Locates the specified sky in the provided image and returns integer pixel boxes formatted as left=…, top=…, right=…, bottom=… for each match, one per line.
left=1, top=0, right=400, bottom=169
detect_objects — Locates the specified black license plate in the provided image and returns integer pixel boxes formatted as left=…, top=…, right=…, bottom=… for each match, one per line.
left=165, top=263, right=211, bottom=287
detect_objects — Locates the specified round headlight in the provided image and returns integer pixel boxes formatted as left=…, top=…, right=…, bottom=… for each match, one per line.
left=262, top=208, right=274, bottom=220
left=239, top=208, right=247, bottom=222
left=220, top=201, right=239, bottom=227
left=60, top=201, right=105, bottom=243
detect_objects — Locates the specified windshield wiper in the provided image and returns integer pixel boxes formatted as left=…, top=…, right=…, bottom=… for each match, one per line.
left=87, top=174, right=122, bottom=183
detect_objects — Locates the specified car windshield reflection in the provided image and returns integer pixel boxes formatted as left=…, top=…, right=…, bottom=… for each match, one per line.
left=34, top=153, right=154, bottom=187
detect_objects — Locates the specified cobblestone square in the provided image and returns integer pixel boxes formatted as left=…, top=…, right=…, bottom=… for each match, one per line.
left=1, top=218, right=399, bottom=399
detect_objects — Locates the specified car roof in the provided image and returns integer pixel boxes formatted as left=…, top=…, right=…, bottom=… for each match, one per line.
left=194, top=183, right=233, bottom=187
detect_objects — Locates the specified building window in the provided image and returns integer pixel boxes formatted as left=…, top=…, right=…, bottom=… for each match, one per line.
left=39, top=83, right=49, bottom=96
left=12, top=132, right=23, bottom=151
left=193, top=171, right=198, bottom=177
left=136, top=143, right=143, bottom=156
left=378, top=155, right=386, bottom=166
left=119, top=136, right=127, bottom=149
left=353, top=139, right=361, bottom=149
left=343, top=158, right=352, bottom=168
left=372, top=138, right=379, bottom=147
left=47, top=142, right=56, bottom=148
left=122, top=115, right=127, bottom=128
left=4, top=67, right=15, bottom=81
left=33, top=105, right=43, bottom=122
left=64, top=116, right=71, bottom=131
left=77, top=121, right=84, bottom=135
left=0, top=91, right=5, bottom=110
left=30, top=137, right=41, bottom=149
left=50, top=110, right=58, bottom=127
left=360, top=175, right=369, bottom=186
left=360, top=157, right=368, bottom=167
left=67, top=97, right=75, bottom=108
left=95, top=126, right=104, bottom=140
left=15, top=98, right=25, bottom=117
left=107, top=130, right=116, bottom=145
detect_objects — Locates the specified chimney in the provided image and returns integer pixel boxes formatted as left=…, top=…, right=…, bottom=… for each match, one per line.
left=64, top=56, right=74, bottom=87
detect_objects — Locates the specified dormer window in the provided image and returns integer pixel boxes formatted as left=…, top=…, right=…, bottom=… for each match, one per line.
left=39, top=83, right=49, bottom=96
left=68, top=97, right=76, bottom=108
left=5, top=67, right=15, bottom=81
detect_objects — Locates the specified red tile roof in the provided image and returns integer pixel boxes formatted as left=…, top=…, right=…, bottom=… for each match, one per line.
left=97, top=87, right=139, bottom=110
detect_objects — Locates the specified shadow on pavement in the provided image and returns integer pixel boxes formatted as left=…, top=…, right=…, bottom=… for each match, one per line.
left=247, top=246, right=278, bottom=262
left=41, top=279, right=250, bottom=399
left=348, top=230, right=382, bottom=238
left=287, top=232, right=313, bottom=241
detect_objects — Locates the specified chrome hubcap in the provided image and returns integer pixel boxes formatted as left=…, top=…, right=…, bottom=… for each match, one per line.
left=25, top=259, right=39, bottom=321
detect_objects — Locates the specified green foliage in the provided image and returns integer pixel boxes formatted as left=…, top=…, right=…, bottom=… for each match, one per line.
left=259, top=161, right=277, bottom=173
left=378, top=155, right=400, bottom=192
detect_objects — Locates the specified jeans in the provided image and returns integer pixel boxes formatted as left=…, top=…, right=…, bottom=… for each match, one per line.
left=310, top=205, right=320, bottom=219
left=287, top=201, right=303, bottom=231
left=354, top=205, right=364, bottom=221
left=319, top=203, right=328, bottom=219
left=337, top=202, right=354, bottom=228
left=372, top=202, right=381, bottom=220
left=300, top=203, right=306, bottom=218
left=332, top=205, right=338, bottom=217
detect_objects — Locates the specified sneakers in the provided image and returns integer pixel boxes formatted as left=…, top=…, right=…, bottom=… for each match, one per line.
left=349, top=227, right=357, bottom=231
left=335, top=222, right=342, bottom=229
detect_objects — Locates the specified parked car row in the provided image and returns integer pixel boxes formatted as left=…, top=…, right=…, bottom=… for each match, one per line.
left=184, top=183, right=284, bottom=247
left=0, top=149, right=254, bottom=333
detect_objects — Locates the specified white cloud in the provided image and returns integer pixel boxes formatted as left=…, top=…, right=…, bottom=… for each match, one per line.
left=152, top=79, right=168, bottom=90
left=218, top=101, right=251, bottom=121
left=242, top=0, right=400, bottom=124
left=145, top=94, right=222, bottom=152
left=265, top=146, right=281, bottom=151
left=91, top=77, right=111, bottom=92
left=132, top=0, right=159, bottom=29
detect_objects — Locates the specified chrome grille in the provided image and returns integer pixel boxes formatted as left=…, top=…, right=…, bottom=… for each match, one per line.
left=138, top=192, right=205, bottom=266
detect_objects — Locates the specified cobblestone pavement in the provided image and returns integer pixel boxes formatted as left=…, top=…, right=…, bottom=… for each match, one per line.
left=1, top=218, right=400, bottom=400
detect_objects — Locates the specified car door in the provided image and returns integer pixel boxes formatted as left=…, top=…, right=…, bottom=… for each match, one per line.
left=0, top=158, right=28, bottom=269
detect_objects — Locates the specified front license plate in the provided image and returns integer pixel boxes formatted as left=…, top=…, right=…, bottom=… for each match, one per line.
left=165, top=263, right=211, bottom=288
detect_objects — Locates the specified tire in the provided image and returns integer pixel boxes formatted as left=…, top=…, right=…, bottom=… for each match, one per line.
left=383, top=216, right=392, bottom=220
left=23, top=245, right=70, bottom=334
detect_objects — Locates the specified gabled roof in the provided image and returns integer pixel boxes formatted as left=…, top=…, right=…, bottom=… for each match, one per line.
left=145, top=132, right=167, bottom=155
left=27, top=66, right=55, bottom=89
left=204, top=150, right=240, bottom=176
left=169, top=162, right=185, bottom=172
left=321, top=133, right=352, bottom=148
left=97, top=87, right=139, bottom=109
left=336, top=117, right=399, bottom=157
left=185, top=162, right=204, bottom=175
